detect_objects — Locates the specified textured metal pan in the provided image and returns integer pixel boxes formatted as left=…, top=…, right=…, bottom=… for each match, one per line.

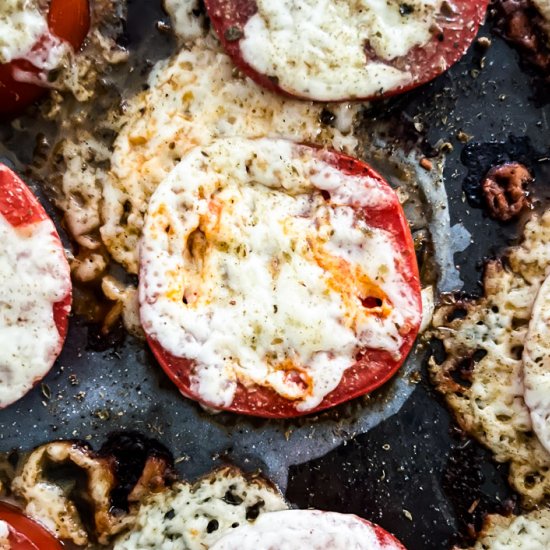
left=0, top=2, right=549, bottom=549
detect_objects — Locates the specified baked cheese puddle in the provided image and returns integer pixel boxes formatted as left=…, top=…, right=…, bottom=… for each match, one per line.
left=523, top=272, right=550, bottom=454
left=139, top=138, right=419, bottom=411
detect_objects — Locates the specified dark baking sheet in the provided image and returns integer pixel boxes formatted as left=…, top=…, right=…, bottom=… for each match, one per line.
left=0, top=2, right=549, bottom=549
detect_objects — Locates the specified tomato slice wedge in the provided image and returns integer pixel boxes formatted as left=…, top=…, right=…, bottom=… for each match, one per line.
left=0, top=502, right=63, bottom=550
left=0, top=0, right=90, bottom=118
left=204, top=0, right=489, bottom=101
left=210, top=510, right=407, bottom=549
left=140, top=138, right=422, bottom=418
left=0, top=163, right=72, bottom=407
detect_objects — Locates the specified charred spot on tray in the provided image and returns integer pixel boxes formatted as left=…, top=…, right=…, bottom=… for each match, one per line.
left=98, top=431, right=175, bottom=512
left=461, top=136, right=542, bottom=209
left=443, top=439, right=518, bottom=547
left=86, top=318, right=126, bottom=353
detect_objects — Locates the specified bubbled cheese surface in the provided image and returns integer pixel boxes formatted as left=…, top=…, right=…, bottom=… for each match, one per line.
left=114, top=467, right=287, bottom=550
left=459, top=509, right=550, bottom=550
left=139, top=138, right=419, bottom=411
left=239, top=0, right=444, bottom=100
left=0, top=212, right=70, bottom=408
left=430, top=210, right=550, bottom=506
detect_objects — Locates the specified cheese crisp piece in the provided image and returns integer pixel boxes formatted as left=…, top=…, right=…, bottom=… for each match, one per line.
left=523, top=274, right=550, bottom=455
left=140, top=138, right=420, bottom=412
left=114, top=467, right=287, bottom=550
left=456, top=509, right=550, bottom=550
left=211, top=510, right=403, bottom=550
left=100, top=39, right=360, bottom=274
left=430, top=210, right=550, bottom=506
left=239, top=0, right=445, bottom=100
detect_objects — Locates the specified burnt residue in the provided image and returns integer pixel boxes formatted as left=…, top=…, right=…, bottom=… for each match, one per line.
left=442, top=438, right=517, bottom=547
left=491, top=0, right=550, bottom=97
left=86, top=320, right=126, bottom=353
left=461, top=135, right=545, bottom=209
left=98, top=431, right=176, bottom=512
left=482, top=162, right=532, bottom=221
left=358, top=103, right=439, bottom=159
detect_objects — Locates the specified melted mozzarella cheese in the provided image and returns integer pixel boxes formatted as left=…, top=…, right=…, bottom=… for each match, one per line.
left=211, top=510, right=401, bottom=550
left=100, top=39, right=360, bottom=274
left=240, top=0, right=444, bottom=100
left=139, top=138, right=419, bottom=411
left=0, top=0, right=47, bottom=64
left=523, top=273, right=550, bottom=454
left=0, top=213, right=70, bottom=408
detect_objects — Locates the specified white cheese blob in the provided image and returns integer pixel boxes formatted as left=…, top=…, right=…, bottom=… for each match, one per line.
left=0, top=212, right=71, bottom=408
left=139, top=138, right=420, bottom=411
left=0, top=0, right=48, bottom=64
left=239, top=0, right=444, bottom=100
left=211, top=510, right=402, bottom=550
left=523, top=273, right=550, bottom=454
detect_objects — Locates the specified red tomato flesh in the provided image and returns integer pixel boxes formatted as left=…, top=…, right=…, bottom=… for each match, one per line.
left=0, top=502, right=63, bottom=550
left=0, top=0, right=90, bottom=118
left=204, top=0, right=489, bottom=101
left=144, top=145, right=422, bottom=418
left=0, top=163, right=72, bottom=401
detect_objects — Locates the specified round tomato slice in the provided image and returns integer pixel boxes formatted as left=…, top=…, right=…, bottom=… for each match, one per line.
left=210, top=510, right=407, bottom=549
left=139, top=138, right=422, bottom=418
left=0, top=163, right=72, bottom=408
left=204, top=0, right=489, bottom=101
left=0, top=502, right=63, bottom=549
left=0, top=0, right=90, bottom=118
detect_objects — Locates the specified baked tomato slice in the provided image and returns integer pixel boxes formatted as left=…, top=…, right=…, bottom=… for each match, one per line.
left=204, top=0, right=489, bottom=101
left=139, top=138, right=422, bottom=418
left=0, top=0, right=90, bottom=118
left=210, top=510, right=407, bottom=549
left=0, top=163, right=72, bottom=408
left=0, top=502, right=63, bottom=549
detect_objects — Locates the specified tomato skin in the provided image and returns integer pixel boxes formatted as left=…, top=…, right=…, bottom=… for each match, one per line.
left=0, top=502, right=63, bottom=549
left=145, top=146, right=422, bottom=418
left=368, top=519, right=407, bottom=549
left=0, top=163, right=72, bottom=399
left=204, top=0, right=489, bottom=101
left=0, top=0, right=90, bottom=118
